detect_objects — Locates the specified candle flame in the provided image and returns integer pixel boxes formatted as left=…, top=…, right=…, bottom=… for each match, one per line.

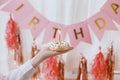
left=58, top=29, right=61, bottom=34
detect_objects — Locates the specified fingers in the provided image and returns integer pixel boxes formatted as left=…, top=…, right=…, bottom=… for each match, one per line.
left=68, top=47, right=74, bottom=50
left=54, top=47, right=73, bottom=55
left=40, top=46, right=73, bottom=57
left=60, top=47, right=73, bottom=52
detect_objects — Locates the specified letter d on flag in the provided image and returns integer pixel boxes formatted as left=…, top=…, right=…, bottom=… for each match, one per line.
left=88, top=11, right=117, bottom=40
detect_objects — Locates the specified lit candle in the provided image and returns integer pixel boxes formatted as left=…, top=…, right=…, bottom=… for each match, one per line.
left=58, top=29, right=61, bottom=41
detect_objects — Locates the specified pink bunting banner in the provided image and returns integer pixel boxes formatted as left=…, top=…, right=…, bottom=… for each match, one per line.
left=42, top=22, right=67, bottom=44
left=67, top=22, right=91, bottom=47
left=0, top=0, right=8, bottom=5
left=1, top=0, right=119, bottom=47
left=88, top=11, right=117, bottom=40
left=102, top=0, right=120, bottom=24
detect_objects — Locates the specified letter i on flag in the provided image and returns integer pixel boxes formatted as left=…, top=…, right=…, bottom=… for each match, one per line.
left=1, top=0, right=35, bottom=23
left=1, top=0, right=24, bottom=13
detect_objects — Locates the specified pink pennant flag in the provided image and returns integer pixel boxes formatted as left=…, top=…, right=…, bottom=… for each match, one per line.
left=2, top=0, right=34, bottom=23
left=42, top=22, right=67, bottom=44
left=67, top=22, right=91, bottom=47
left=1, top=0, right=23, bottom=13
left=19, top=10, right=49, bottom=39
left=88, top=11, right=117, bottom=40
left=0, top=0, right=8, bottom=5
left=102, top=0, right=120, bottom=24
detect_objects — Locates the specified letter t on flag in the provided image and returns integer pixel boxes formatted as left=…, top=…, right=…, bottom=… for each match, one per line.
left=67, top=22, right=91, bottom=47
left=42, top=22, right=67, bottom=44
left=88, top=11, right=117, bottom=40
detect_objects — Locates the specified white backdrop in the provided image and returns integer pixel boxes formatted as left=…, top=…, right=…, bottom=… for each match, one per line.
left=0, top=0, right=120, bottom=79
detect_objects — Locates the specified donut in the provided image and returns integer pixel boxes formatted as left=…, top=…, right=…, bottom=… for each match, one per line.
left=48, top=41, right=70, bottom=52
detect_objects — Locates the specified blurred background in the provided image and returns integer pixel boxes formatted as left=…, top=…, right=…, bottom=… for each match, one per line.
left=0, top=0, right=120, bottom=79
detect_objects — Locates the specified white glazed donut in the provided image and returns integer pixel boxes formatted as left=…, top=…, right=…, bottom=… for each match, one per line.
left=48, top=41, right=70, bottom=52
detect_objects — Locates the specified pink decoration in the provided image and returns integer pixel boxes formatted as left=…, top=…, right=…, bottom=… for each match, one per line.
left=1, top=0, right=23, bottom=13
left=0, top=0, right=8, bottom=5
left=102, top=0, right=120, bottom=24
left=2, top=0, right=49, bottom=39
left=91, top=52, right=106, bottom=80
left=67, top=22, right=91, bottom=47
left=42, top=22, right=67, bottom=44
left=19, top=10, right=49, bottom=39
left=2, top=0, right=34, bottom=23
left=5, top=15, right=19, bottom=50
left=42, top=57, right=58, bottom=80
left=1, top=0, right=120, bottom=46
left=88, top=11, right=117, bottom=40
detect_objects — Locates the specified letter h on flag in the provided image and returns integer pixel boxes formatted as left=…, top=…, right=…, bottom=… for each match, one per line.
left=67, top=22, right=92, bottom=47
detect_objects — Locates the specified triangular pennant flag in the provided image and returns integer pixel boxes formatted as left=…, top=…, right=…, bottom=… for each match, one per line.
left=1, top=0, right=24, bottom=13
left=42, top=22, right=67, bottom=44
left=88, top=11, right=117, bottom=40
left=67, top=22, right=92, bottom=47
left=19, top=10, right=49, bottom=39
left=2, top=0, right=34, bottom=23
left=101, top=0, right=120, bottom=24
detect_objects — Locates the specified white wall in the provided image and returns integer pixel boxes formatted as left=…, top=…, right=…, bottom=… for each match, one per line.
left=0, top=0, right=120, bottom=79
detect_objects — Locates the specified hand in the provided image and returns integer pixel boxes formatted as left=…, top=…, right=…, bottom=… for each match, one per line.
left=31, top=45, right=73, bottom=68
left=40, top=46, right=73, bottom=59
